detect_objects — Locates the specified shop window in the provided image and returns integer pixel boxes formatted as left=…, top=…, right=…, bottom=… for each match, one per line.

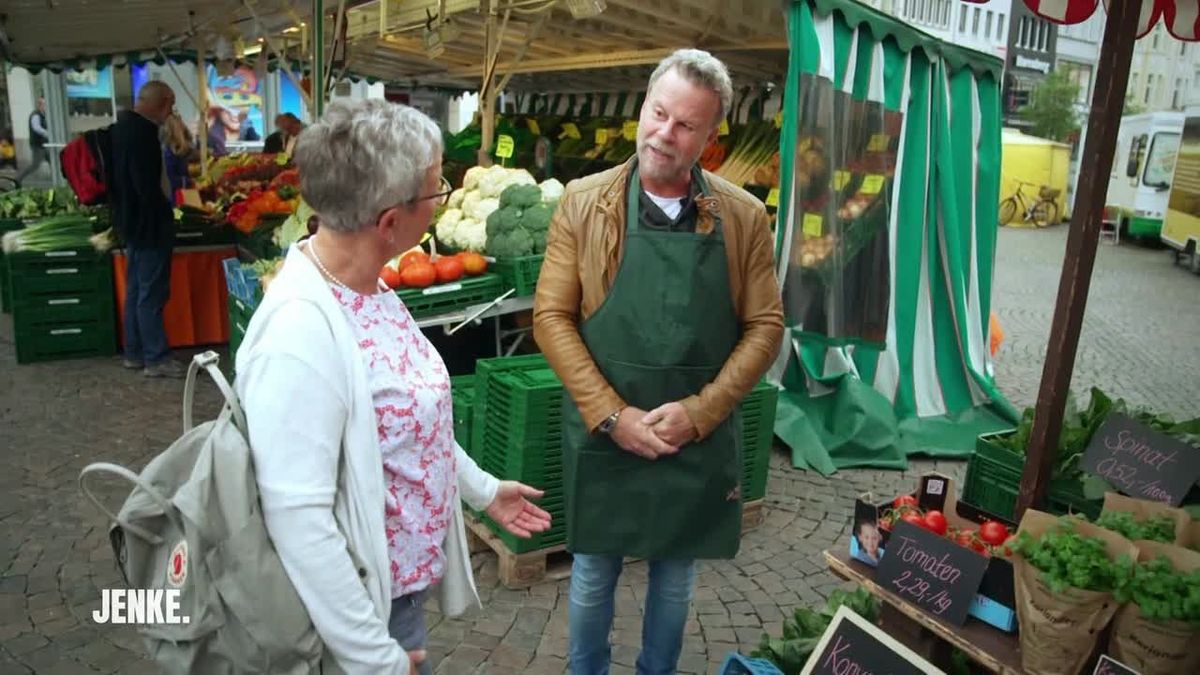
left=1127, top=134, right=1148, bottom=179
left=972, top=7, right=981, bottom=36
left=997, top=14, right=1006, bottom=40
left=959, top=6, right=968, bottom=33
left=985, top=11, right=993, bottom=39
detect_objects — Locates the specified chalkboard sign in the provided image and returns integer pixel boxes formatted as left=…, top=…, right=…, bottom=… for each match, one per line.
left=1080, top=413, right=1200, bottom=506
left=876, top=520, right=990, bottom=625
left=801, top=605, right=944, bottom=675
left=1093, top=654, right=1139, bottom=675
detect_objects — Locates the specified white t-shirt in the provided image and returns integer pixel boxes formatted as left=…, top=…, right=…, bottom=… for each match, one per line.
left=645, top=190, right=685, bottom=221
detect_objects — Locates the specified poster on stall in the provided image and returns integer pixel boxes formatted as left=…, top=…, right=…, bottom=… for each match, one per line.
left=206, top=64, right=264, bottom=142
left=65, top=67, right=113, bottom=99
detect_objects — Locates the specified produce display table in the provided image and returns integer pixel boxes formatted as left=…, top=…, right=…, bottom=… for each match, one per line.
left=113, top=245, right=235, bottom=349
left=416, top=295, right=535, bottom=356
left=823, top=550, right=1022, bottom=675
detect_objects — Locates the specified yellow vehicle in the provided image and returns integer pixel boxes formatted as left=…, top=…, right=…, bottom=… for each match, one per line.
left=1162, top=107, right=1200, bottom=274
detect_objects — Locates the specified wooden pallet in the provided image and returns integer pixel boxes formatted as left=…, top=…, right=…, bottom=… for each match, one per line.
left=465, top=499, right=766, bottom=589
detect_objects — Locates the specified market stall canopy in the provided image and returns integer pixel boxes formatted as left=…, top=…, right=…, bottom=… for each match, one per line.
left=341, top=0, right=788, bottom=90
left=0, top=0, right=309, bottom=67
left=988, top=0, right=1200, bottom=40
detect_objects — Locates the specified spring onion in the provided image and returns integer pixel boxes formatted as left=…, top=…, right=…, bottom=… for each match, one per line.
left=1, top=214, right=104, bottom=253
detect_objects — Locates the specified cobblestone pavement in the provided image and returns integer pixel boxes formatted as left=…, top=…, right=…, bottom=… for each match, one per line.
left=1, top=225, right=1197, bottom=674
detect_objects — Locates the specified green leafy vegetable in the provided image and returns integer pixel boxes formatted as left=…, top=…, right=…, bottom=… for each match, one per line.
left=751, top=587, right=879, bottom=674
left=1094, top=511, right=1176, bottom=543
left=1114, top=556, right=1200, bottom=624
left=1013, top=517, right=1129, bottom=594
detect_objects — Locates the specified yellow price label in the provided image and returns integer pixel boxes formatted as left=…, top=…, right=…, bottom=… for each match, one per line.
left=527, top=118, right=541, bottom=135
left=867, top=133, right=890, bottom=152
left=719, top=119, right=730, bottom=136
left=173, top=208, right=183, bottom=220
left=560, top=122, right=581, bottom=140
left=860, top=174, right=885, bottom=195
left=765, top=187, right=780, bottom=207
left=774, top=111, right=783, bottom=129
left=595, top=128, right=609, bottom=145
left=496, top=134, right=515, bottom=159
left=622, top=120, right=638, bottom=141
left=799, top=136, right=813, bottom=151
left=833, top=170, right=851, bottom=190
left=803, top=213, right=823, bottom=237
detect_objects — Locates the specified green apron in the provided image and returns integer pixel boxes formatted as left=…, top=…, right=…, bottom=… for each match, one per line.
left=562, top=164, right=743, bottom=560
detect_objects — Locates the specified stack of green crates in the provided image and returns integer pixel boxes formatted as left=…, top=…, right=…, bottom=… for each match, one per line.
left=458, top=353, right=779, bottom=554
left=740, top=381, right=779, bottom=501
left=0, top=218, right=27, bottom=315
left=227, top=295, right=255, bottom=364
left=7, top=247, right=116, bottom=364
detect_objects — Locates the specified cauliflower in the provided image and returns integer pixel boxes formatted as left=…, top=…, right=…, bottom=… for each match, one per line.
left=468, top=197, right=501, bottom=223
left=461, top=190, right=482, bottom=219
left=539, top=178, right=564, bottom=203
left=456, top=218, right=488, bottom=252
left=447, top=188, right=465, bottom=209
left=435, top=208, right=463, bottom=247
left=462, top=166, right=487, bottom=192
left=478, top=165, right=537, bottom=199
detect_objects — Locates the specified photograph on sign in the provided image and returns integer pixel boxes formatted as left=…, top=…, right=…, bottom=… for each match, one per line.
left=800, top=605, right=944, bottom=675
left=875, top=520, right=990, bottom=625
left=850, top=499, right=884, bottom=566
left=1093, top=654, right=1140, bottom=675
left=1080, top=413, right=1200, bottom=506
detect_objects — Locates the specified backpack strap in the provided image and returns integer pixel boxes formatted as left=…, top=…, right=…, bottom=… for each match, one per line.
left=183, top=350, right=247, bottom=433
left=79, top=462, right=183, bottom=544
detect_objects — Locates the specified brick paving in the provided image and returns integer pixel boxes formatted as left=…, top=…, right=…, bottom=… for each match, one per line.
left=1, top=225, right=1197, bottom=674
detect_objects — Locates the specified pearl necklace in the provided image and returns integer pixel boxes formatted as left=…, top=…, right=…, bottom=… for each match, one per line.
left=308, top=238, right=352, bottom=290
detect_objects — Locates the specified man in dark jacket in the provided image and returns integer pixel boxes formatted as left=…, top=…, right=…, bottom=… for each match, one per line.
left=16, top=98, right=49, bottom=185
left=111, top=80, right=182, bottom=378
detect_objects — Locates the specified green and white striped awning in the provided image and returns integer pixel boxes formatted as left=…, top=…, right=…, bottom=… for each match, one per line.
left=772, top=0, right=1017, bottom=474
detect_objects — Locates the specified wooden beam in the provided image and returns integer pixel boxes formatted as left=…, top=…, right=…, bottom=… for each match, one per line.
left=1015, top=0, right=1145, bottom=519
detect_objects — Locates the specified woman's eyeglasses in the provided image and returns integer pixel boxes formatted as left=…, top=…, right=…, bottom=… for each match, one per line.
left=412, top=176, right=453, bottom=207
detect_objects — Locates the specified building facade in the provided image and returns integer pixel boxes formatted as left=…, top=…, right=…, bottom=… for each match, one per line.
left=1003, top=2, right=1057, bottom=129
left=857, top=0, right=1011, bottom=60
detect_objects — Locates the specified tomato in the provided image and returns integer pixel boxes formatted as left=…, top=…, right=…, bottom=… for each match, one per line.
left=434, top=256, right=465, bottom=284
left=380, top=265, right=402, bottom=289
left=459, top=252, right=488, bottom=276
left=954, top=530, right=975, bottom=549
left=900, top=512, right=925, bottom=530
left=400, top=262, right=436, bottom=288
left=979, top=520, right=1010, bottom=547
left=400, top=250, right=431, bottom=269
left=922, top=510, right=948, bottom=536
left=893, top=495, right=918, bottom=509
left=971, top=541, right=990, bottom=556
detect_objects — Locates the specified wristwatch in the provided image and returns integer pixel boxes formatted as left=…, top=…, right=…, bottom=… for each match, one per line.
left=597, top=410, right=621, bottom=435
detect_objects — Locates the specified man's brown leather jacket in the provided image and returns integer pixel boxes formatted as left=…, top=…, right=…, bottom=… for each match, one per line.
left=532, top=159, right=784, bottom=439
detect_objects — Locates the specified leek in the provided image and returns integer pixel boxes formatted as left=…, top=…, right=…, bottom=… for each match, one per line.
left=1, top=214, right=101, bottom=253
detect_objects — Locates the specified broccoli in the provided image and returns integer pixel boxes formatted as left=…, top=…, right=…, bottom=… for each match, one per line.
left=499, top=183, right=543, bottom=209
left=522, top=202, right=554, bottom=234
left=488, top=228, right=535, bottom=257
left=486, top=205, right=524, bottom=238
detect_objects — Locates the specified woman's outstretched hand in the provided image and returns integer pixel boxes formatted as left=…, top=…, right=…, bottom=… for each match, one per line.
left=486, top=481, right=552, bottom=538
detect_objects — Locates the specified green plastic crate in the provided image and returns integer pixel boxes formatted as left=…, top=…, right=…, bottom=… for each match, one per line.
left=489, top=254, right=544, bottom=297
left=227, top=295, right=255, bottom=365
left=14, top=317, right=116, bottom=364
left=451, top=375, right=476, bottom=452
left=396, top=273, right=503, bottom=320
left=469, top=353, right=551, bottom=457
left=6, top=247, right=111, bottom=295
left=0, top=218, right=26, bottom=315
left=962, top=431, right=1101, bottom=521
left=739, top=381, right=778, bottom=501
left=12, top=288, right=114, bottom=325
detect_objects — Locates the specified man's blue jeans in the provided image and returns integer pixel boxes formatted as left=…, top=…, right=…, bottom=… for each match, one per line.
left=123, top=247, right=173, bottom=365
left=568, top=554, right=696, bottom=675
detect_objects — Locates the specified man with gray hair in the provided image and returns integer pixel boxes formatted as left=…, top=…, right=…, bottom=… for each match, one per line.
left=112, top=80, right=182, bottom=377
left=534, top=49, right=784, bottom=674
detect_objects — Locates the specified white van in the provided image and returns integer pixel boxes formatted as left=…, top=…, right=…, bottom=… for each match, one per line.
left=1107, top=112, right=1185, bottom=239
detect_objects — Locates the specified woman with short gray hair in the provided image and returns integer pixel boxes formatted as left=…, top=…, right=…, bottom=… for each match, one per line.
left=235, top=99, right=551, bottom=675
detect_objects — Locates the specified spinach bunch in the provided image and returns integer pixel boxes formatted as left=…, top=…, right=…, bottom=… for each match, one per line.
left=751, top=587, right=879, bottom=674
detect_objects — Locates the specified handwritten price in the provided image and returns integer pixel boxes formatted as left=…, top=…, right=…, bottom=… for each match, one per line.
left=892, top=571, right=953, bottom=616
left=1094, top=457, right=1173, bottom=503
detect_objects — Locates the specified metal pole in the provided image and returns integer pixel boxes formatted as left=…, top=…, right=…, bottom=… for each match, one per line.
left=198, top=43, right=209, bottom=178
left=312, top=0, right=325, bottom=118
left=1015, top=0, right=1145, bottom=519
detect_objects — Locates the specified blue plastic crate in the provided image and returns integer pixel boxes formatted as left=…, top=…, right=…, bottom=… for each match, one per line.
left=719, top=653, right=783, bottom=675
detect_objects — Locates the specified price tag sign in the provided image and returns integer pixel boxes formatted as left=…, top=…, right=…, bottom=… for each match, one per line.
left=1080, top=413, right=1200, bottom=506
left=800, top=606, right=943, bottom=675
left=527, top=118, right=541, bottom=135
left=832, top=170, right=851, bottom=191
left=774, top=111, right=783, bottom=129
left=765, top=187, right=780, bottom=207
left=595, top=128, right=609, bottom=145
left=803, top=213, right=823, bottom=237
left=860, top=174, right=885, bottom=195
left=719, top=119, right=730, bottom=136
left=423, top=282, right=463, bottom=296
left=1093, top=655, right=1140, bottom=675
left=875, top=520, right=989, bottom=626
left=560, top=122, right=581, bottom=140
left=867, top=133, right=891, bottom=152
left=495, top=134, right=515, bottom=159
left=622, top=120, right=638, bottom=141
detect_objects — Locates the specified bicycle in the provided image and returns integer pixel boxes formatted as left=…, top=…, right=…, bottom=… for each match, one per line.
left=999, top=180, right=1060, bottom=227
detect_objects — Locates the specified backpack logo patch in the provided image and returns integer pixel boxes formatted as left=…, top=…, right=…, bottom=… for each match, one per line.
left=168, top=540, right=188, bottom=587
